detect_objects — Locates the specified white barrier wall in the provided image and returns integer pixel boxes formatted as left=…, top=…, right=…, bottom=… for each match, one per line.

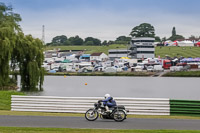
left=11, top=95, right=170, bottom=115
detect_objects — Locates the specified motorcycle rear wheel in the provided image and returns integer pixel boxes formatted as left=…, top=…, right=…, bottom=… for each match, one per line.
left=85, top=109, right=99, bottom=121
left=113, top=110, right=126, bottom=122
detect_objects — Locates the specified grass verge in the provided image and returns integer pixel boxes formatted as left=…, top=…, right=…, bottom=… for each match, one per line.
left=0, top=127, right=199, bottom=133
left=0, top=91, right=25, bottom=110
left=45, top=44, right=127, bottom=55
left=163, top=71, right=200, bottom=77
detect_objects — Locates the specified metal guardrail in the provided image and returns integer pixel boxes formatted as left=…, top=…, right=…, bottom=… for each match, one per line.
left=170, top=99, right=200, bottom=116
left=11, top=95, right=170, bottom=115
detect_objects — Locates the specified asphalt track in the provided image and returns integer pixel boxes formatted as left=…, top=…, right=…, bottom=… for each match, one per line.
left=0, top=115, right=200, bottom=130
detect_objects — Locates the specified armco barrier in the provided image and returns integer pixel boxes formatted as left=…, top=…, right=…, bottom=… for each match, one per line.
left=170, top=99, right=200, bottom=116
left=11, top=95, right=170, bottom=115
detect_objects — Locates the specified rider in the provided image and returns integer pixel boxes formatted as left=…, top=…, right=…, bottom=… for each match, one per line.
left=102, top=94, right=116, bottom=112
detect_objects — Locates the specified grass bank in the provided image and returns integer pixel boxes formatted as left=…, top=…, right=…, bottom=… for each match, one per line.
left=45, top=45, right=200, bottom=58
left=0, top=127, right=199, bottom=133
left=46, top=72, right=154, bottom=76
left=0, top=91, right=25, bottom=110
left=163, top=71, right=200, bottom=77
left=155, top=46, right=200, bottom=58
left=45, top=44, right=127, bottom=55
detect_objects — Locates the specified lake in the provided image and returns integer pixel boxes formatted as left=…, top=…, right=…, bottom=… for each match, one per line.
left=23, top=76, right=200, bottom=100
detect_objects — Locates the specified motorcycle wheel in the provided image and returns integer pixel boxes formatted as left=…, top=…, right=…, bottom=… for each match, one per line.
left=113, top=110, right=126, bottom=122
left=85, top=109, right=99, bottom=121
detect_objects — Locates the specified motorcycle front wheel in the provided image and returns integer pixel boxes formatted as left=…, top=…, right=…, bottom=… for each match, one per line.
left=85, top=109, right=99, bottom=121
left=113, top=110, right=126, bottom=122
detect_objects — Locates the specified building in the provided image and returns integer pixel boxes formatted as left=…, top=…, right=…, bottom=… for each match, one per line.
left=129, top=37, right=155, bottom=59
left=108, top=49, right=131, bottom=60
left=79, top=54, right=90, bottom=61
left=90, top=52, right=108, bottom=61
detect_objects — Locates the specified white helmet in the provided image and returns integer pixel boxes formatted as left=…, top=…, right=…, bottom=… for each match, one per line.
left=104, top=94, right=110, bottom=99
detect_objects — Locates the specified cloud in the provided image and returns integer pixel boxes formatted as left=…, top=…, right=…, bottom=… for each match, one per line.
left=5, top=0, right=200, bottom=43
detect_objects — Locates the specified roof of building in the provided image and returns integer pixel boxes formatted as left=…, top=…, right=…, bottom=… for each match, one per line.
left=90, top=52, right=103, bottom=56
left=108, top=49, right=131, bottom=52
left=132, top=37, right=155, bottom=41
left=80, top=54, right=90, bottom=58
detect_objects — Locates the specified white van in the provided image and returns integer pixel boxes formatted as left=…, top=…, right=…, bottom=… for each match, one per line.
left=131, top=63, right=144, bottom=72
left=154, top=65, right=164, bottom=72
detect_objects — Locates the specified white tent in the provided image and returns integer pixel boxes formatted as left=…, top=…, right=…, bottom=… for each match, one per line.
left=177, top=40, right=194, bottom=47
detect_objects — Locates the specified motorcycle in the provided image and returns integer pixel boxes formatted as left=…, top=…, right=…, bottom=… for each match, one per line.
left=85, top=100, right=128, bottom=122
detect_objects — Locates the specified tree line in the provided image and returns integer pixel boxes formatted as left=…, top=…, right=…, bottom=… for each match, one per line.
left=46, top=35, right=131, bottom=46
left=48, top=23, right=200, bottom=46
left=0, top=2, right=44, bottom=91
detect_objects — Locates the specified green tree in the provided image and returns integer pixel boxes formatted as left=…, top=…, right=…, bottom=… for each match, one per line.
left=84, top=41, right=94, bottom=45
left=116, top=36, right=131, bottom=41
left=155, top=36, right=161, bottom=42
left=102, top=40, right=108, bottom=46
left=84, top=37, right=101, bottom=45
left=189, top=35, right=199, bottom=40
left=0, top=2, right=44, bottom=91
left=168, top=27, right=185, bottom=41
left=172, top=27, right=176, bottom=36
left=93, top=38, right=101, bottom=46
left=108, top=40, right=114, bottom=45
left=168, top=35, right=185, bottom=41
left=69, top=35, right=83, bottom=45
left=68, top=37, right=75, bottom=43
left=51, top=35, right=67, bottom=45
left=162, top=37, right=167, bottom=42
left=130, top=23, right=155, bottom=38
left=0, top=3, right=21, bottom=87
left=14, top=34, right=44, bottom=91
left=115, top=36, right=131, bottom=44
left=63, top=40, right=71, bottom=45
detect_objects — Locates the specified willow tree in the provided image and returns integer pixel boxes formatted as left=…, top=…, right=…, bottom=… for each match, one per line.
left=1, top=2, right=44, bottom=91
left=0, top=3, right=21, bottom=88
left=13, top=33, right=45, bottom=91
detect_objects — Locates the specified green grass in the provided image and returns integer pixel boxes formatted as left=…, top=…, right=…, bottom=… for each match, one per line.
left=45, top=44, right=127, bottom=55
left=155, top=46, right=200, bottom=58
left=45, top=45, right=200, bottom=58
left=0, top=110, right=84, bottom=117
left=0, top=91, right=25, bottom=110
left=163, top=71, right=200, bottom=77
left=0, top=127, right=199, bottom=133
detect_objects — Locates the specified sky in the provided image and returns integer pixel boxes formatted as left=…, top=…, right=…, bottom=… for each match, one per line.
left=1, top=0, right=200, bottom=43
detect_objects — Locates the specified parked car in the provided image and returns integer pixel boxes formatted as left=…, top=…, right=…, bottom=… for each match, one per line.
left=131, top=63, right=144, bottom=72
left=170, top=66, right=183, bottom=72
left=154, top=65, right=164, bottom=72
left=131, top=66, right=143, bottom=72
left=97, top=67, right=106, bottom=72
left=147, top=66, right=154, bottom=72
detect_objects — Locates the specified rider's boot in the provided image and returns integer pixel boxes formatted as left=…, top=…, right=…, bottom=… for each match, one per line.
left=105, top=106, right=111, bottom=113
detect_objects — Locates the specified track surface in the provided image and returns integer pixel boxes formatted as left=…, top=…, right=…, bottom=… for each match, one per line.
left=0, top=115, right=200, bottom=130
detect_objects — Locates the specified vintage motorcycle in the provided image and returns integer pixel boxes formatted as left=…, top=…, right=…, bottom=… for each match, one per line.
left=85, top=100, right=128, bottom=122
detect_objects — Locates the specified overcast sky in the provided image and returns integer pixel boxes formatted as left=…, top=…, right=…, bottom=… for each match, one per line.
left=2, top=0, right=200, bottom=43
